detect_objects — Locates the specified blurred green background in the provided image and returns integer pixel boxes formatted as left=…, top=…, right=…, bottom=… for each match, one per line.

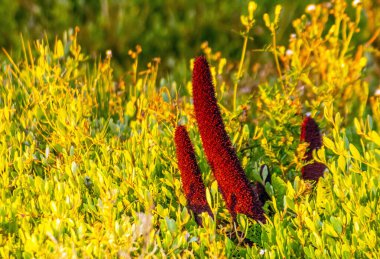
left=0, top=1, right=311, bottom=73
left=0, top=0, right=378, bottom=79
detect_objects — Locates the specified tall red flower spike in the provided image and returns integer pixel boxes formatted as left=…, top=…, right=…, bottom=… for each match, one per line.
left=192, top=56, right=265, bottom=223
left=300, top=116, right=326, bottom=182
left=174, top=125, right=213, bottom=225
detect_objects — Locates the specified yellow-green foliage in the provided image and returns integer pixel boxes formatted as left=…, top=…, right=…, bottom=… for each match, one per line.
left=0, top=0, right=379, bottom=258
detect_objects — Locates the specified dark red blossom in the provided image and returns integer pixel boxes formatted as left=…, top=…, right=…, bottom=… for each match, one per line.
left=192, top=56, right=265, bottom=222
left=174, top=125, right=213, bottom=225
left=300, top=116, right=326, bottom=182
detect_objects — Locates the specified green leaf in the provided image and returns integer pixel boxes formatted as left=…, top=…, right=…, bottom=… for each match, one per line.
left=165, top=217, right=177, bottom=233
left=354, top=118, right=362, bottom=133
left=284, top=196, right=295, bottom=211
left=349, top=144, right=361, bottom=161
left=323, top=137, right=336, bottom=152
left=324, top=223, right=338, bottom=238
left=305, top=217, right=316, bottom=232
left=206, top=187, right=212, bottom=209
left=337, top=155, right=346, bottom=172
left=330, top=216, right=342, bottom=234
left=369, top=131, right=380, bottom=146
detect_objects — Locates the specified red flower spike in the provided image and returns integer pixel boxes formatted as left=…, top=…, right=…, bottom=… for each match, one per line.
left=192, top=56, right=265, bottom=223
left=174, top=125, right=213, bottom=225
left=300, top=116, right=326, bottom=182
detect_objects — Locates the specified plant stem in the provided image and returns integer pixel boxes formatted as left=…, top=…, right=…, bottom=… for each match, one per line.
left=272, top=31, right=285, bottom=93
left=233, top=33, right=249, bottom=112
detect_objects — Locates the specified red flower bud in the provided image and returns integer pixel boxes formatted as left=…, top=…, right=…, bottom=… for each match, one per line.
left=192, top=56, right=265, bottom=222
left=174, top=125, right=213, bottom=225
left=300, top=116, right=326, bottom=181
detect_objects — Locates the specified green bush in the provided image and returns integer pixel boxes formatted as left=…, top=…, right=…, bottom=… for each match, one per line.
left=0, top=0, right=379, bottom=257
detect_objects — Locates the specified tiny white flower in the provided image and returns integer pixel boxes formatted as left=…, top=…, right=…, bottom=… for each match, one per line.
left=290, top=33, right=296, bottom=39
left=106, top=49, right=112, bottom=58
left=259, top=249, right=266, bottom=255
left=306, top=112, right=311, bottom=117
left=71, top=161, right=78, bottom=174
left=306, top=4, right=316, bottom=13
left=286, top=49, right=294, bottom=56
left=352, top=0, right=361, bottom=7
left=45, top=146, right=50, bottom=159
left=46, top=232, right=58, bottom=244
left=374, top=88, right=380, bottom=96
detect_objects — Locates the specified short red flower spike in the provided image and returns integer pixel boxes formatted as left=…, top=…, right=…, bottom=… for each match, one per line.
left=192, top=56, right=265, bottom=222
left=174, top=125, right=213, bottom=225
left=300, top=116, right=326, bottom=182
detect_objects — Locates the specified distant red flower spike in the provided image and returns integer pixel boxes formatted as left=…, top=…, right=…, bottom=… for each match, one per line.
left=301, top=163, right=326, bottom=182
left=300, top=116, right=326, bottom=181
left=192, top=56, right=265, bottom=223
left=174, top=125, right=213, bottom=225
